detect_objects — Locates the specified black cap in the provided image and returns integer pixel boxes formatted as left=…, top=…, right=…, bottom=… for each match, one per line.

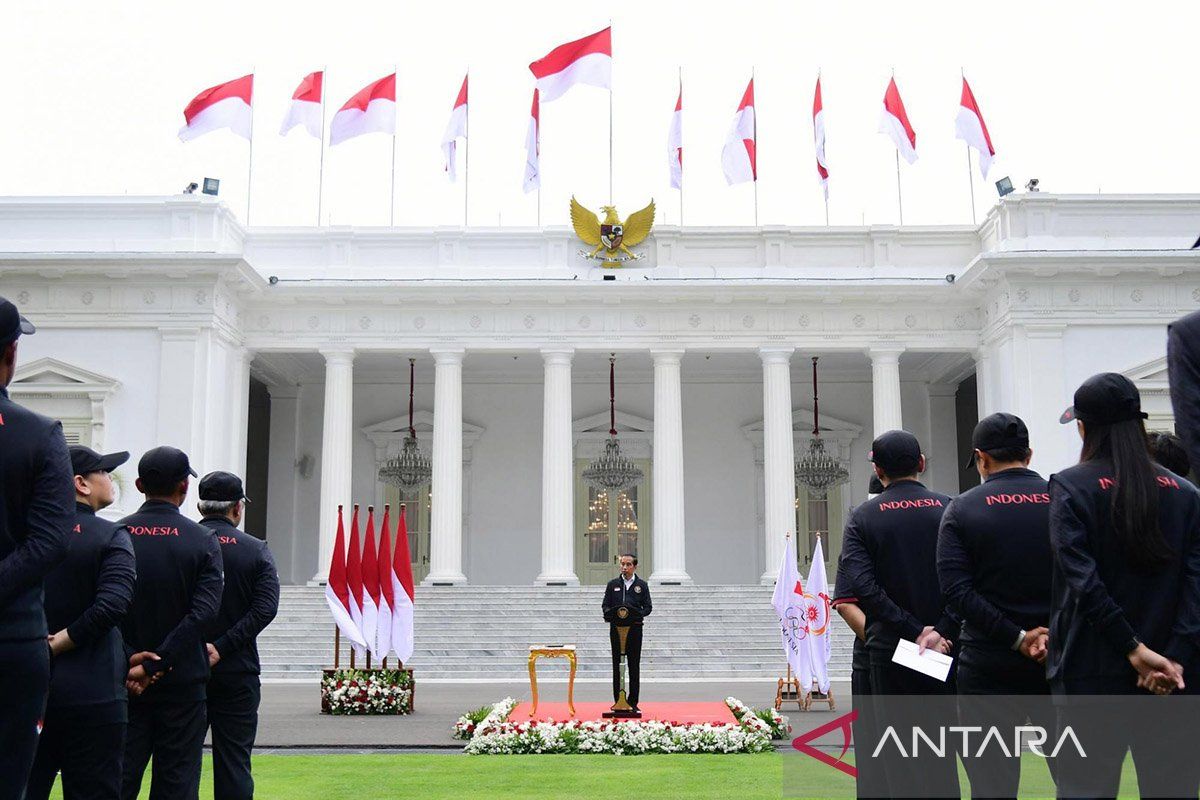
left=966, top=412, right=1031, bottom=468
left=69, top=446, right=129, bottom=477
left=0, top=296, right=35, bottom=345
left=198, top=471, right=249, bottom=503
left=137, top=446, right=197, bottom=485
left=1059, top=373, right=1148, bottom=426
left=868, top=430, right=922, bottom=475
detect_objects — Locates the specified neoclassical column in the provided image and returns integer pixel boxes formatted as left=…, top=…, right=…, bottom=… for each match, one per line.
left=760, top=346, right=796, bottom=584
left=650, top=348, right=691, bottom=585
left=229, top=348, right=254, bottom=478
left=314, top=348, right=355, bottom=583
left=869, top=345, right=905, bottom=436
left=536, top=348, right=578, bottom=585
left=425, top=348, right=468, bottom=585
left=973, top=346, right=994, bottom=419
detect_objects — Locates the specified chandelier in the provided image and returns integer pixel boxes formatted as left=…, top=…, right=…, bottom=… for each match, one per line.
left=582, top=355, right=644, bottom=493
left=794, top=356, right=849, bottom=499
left=378, top=358, right=433, bottom=490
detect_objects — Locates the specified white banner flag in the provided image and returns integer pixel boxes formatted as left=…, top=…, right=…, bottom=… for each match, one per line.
left=771, top=535, right=813, bottom=689
left=804, top=537, right=833, bottom=693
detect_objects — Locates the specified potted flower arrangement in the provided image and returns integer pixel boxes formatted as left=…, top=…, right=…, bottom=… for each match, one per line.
left=321, top=667, right=414, bottom=715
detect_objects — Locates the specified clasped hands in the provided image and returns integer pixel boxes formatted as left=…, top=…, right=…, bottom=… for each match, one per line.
left=125, top=651, right=165, bottom=696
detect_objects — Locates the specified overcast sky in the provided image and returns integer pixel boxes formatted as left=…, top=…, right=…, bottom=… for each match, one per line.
left=3, top=1, right=1197, bottom=230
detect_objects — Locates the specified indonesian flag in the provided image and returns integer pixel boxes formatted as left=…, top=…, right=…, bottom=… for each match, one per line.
left=667, top=81, right=683, bottom=190
left=179, top=74, right=253, bottom=142
left=528, top=27, right=611, bottom=103
left=879, top=77, right=917, bottom=164
left=721, top=78, right=756, bottom=185
left=442, top=75, right=468, bottom=182
left=391, top=504, right=416, bottom=663
left=280, top=71, right=323, bottom=138
left=345, top=505, right=366, bottom=657
left=813, top=77, right=829, bottom=199
left=803, top=538, right=832, bottom=693
left=955, top=77, right=996, bottom=178
left=523, top=89, right=541, bottom=194
left=330, top=73, right=396, bottom=146
left=324, top=505, right=366, bottom=648
left=771, top=535, right=813, bottom=690
left=375, top=506, right=394, bottom=659
left=361, top=507, right=380, bottom=657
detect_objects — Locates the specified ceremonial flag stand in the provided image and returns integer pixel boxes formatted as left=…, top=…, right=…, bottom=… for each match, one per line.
left=772, top=531, right=836, bottom=712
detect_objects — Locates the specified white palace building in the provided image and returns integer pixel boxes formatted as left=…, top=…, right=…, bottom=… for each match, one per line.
left=1, top=193, right=1193, bottom=679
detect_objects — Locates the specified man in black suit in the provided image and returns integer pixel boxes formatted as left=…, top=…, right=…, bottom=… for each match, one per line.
left=601, top=554, right=652, bottom=710
left=1168, top=309, right=1200, bottom=470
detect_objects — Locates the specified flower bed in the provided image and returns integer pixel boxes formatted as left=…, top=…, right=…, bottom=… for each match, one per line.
left=321, top=668, right=414, bottom=715
left=725, top=696, right=792, bottom=740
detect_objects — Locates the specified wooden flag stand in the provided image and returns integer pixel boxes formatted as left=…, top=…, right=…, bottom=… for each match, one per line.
left=775, top=663, right=803, bottom=712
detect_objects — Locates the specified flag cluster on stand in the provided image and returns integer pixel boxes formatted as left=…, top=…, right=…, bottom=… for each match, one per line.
left=770, top=535, right=832, bottom=694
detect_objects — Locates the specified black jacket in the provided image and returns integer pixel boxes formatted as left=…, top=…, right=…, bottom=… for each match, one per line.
left=44, top=503, right=136, bottom=717
left=602, top=575, right=652, bottom=624
left=0, top=386, right=75, bottom=642
left=833, top=530, right=869, bottom=673
left=1046, top=460, right=1200, bottom=693
left=119, top=500, right=223, bottom=702
left=199, top=516, right=280, bottom=677
left=1168, top=309, right=1200, bottom=473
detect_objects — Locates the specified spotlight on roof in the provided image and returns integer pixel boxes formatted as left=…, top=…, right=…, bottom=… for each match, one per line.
left=183, top=182, right=199, bottom=194
left=202, top=177, right=220, bottom=196
left=945, top=274, right=956, bottom=284
left=1025, top=178, right=1040, bottom=192
left=268, top=276, right=279, bottom=286
left=995, top=176, right=1014, bottom=197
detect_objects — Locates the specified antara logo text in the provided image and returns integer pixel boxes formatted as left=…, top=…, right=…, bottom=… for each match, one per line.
left=871, top=725, right=1086, bottom=759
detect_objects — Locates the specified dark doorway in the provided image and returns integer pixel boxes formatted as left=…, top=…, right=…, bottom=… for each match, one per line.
left=244, top=377, right=271, bottom=539
left=955, top=374, right=981, bottom=493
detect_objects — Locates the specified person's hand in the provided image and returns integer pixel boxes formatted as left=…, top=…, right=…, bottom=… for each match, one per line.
left=206, top=643, right=221, bottom=668
left=47, top=629, right=75, bottom=657
left=916, top=626, right=947, bottom=655
left=1128, top=644, right=1185, bottom=695
left=1137, top=659, right=1185, bottom=696
left=1019, top=627, right=1050, bottom=664
left=126, top=651, right=162, bottom=696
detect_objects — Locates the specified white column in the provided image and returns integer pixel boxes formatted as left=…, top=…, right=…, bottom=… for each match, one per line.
left=650, top=348, right=691, bottom=585
left=228, top=348, right=253, bottom=478
left=870, top=345, right=905, bottom=436
left=974, top=345, right=995, bottom=418
left=425, top=348, right=467, bottom=585
left=314, top=348, right=355, bottom=583
left=760, top=347, right=796, bottom=584
left=536, top=348, right=578, bottom=585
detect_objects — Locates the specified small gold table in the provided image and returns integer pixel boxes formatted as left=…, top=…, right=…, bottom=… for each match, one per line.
left=527, top=645, right=577, bottom=717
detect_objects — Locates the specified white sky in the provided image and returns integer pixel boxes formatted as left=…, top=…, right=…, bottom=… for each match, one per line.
left=3, top=1, right=1197, bottom=229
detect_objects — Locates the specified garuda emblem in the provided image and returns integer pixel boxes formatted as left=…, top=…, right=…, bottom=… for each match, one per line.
left=570, top=196, right=655, bottom=268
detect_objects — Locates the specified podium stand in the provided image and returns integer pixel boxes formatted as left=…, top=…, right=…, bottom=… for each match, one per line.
left=603, top=604, right=642, bottom=719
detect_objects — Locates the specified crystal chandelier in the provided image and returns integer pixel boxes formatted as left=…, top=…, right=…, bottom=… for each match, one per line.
left=582, top=355, right=644, bottom=493
left=794, top=356, right=849, bottom=499
left=378, top=358, right=433, bottom=490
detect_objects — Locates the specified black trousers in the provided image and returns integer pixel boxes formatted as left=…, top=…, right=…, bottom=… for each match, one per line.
left=609, top=624, right=643, bottom=707
left=869, top=660, right=961, bottom=799
left=850, top=657, right=887, bottom=800
left=25, top=713, right=125, bottom=800
left=121, top=698, right=207, bottom=800
left=0, top=639, right=50, bottom=800
left=207, top=674, right=261, bottom=800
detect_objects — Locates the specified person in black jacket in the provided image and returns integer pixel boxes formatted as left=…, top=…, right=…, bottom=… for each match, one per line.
left=119, top=447, right=223, bottom=800
left=197, top=471, right=279, bottom=800
left=0, top=297, right=74, bottom=800
left=26, top=446, right=136, bottom=800
left=601, top=554, right=652, bottom=710
left=1168, top=309, right=1200, bottom=472
left=1147, top=430, right=1190, bottom=481
left=1048, top=372, right=1200, bottom=798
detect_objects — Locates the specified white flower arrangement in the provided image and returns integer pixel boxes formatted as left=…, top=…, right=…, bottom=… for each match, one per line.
left=453, top=697, right=517, bottom=740
left=320, top=668, right=413, bottom=715
left=724, top=696, right=791, bottom=740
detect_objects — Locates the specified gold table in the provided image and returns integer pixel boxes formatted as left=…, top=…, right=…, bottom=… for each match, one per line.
left=527, top=645, right=577, bottom=717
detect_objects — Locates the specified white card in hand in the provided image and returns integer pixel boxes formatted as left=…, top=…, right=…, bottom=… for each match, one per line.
left=891, top=638, right=953, bottom=682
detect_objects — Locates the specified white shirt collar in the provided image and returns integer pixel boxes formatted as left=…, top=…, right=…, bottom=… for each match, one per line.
left=623, top=573, right=636, bottom=587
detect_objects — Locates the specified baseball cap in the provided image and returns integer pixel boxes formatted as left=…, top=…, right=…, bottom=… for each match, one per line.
left=198, top=471, right=250, bottom=503
left=868, top=430, right=922, bottom=475
left=69, top=446, right=130, bottom=476
left=0, top=296, right=35, bottom=345
left=1059, top=373, right=1148, bottom=426
left=966, top=412, right=1031, bottom=468
left=137, top=446, right=198, bottom=484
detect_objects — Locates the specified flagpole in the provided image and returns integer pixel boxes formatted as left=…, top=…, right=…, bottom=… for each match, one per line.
left=752, top=66, right=758, bottom=228
left=464, top=69, right=470, bottom=228
left=390, top=65, right=398, bottom=227
left=318, top=66, right=327, bottom=227
left=894, top=150, right=903, bottom=226
left=678, top=66, right=684, bottom=229
left=246, top=68, right=255, bottom=226
left=609, top=20, right=614, bottom=205
left=965, top=145, right=977, bottom=225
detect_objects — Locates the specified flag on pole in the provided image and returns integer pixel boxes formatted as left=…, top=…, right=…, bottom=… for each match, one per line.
left=523, top=89, right=541, bottom=194
left=721, top=78, right=757, bottom=185
left=667, top=81, right=683, bottom=190
left=529, top=26, right=612, bottom=102
left=330, top=73, right=396, bottom=145
left=361, top=507, right=380, bottom=656
left=803, top=538, right=832, bottom=693
left=879, top=76, right=918, bottom=164
left=955, top=77, right=995, bottom=178
left=813, top=76, right=830, bottom=199
left=771, top=535, right=813, bottom=690
left=345, top=505, right=366, bottom=657
left=376, top=506, right=394, bottom=659
left=324, top=505, right=366, bottom=648
left=391, top=504, right=416, bottom=663
left=179, top=74, right=253, bottom=142
left=280, top=71, right=323, bottom=138
left=442, top=74, right=469, bottom=181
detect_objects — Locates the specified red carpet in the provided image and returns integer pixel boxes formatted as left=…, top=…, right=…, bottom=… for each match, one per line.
left=509, top=701, right=736, bottom=725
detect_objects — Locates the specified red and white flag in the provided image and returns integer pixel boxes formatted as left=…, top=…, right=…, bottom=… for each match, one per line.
left=722, top=78, right=756, bottom=185
left=345, top=505, right=366, bottom=657
left=803, top=537, right=832, bottom=694
left=324, top=505, right=366, bottom=649
left=376, top=506, right=394, bottom=658
left=280, top=71, right=323, bottom=138
left=771, top=535, right=814, bottom=691
left=179, top=74, right=253, bottom=142
left=813, top=77, right=829, bottom=199
left=529, top=26, right=612, bottom=102
left=442, top=74, right=468, bottom=182
left=391, top=505, right=416, bottom=663
left=330, top=73, right=396, bottom=146
left=667, top=81, right=683, bottom=190
left=523, top=89, right=541, bottom=194
left=955, top=77, right=995, bottom=178
left=879, top=77, right=918, bottom=164
left=361, top=507, right=380, bottom=656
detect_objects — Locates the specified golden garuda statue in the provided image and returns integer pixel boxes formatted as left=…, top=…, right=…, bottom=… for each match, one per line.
left=570, top=196, right=655, bottom=268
